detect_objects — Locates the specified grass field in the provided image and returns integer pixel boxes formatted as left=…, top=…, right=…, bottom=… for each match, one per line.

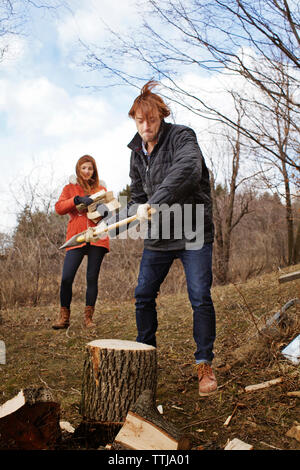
left=0, top=264, right=299, bottom=450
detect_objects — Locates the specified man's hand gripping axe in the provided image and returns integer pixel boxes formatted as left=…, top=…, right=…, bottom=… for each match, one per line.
left=59, top=208, right=155, bottom=250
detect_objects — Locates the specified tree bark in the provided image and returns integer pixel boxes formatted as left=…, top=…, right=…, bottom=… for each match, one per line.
left=293, top=220, right=300, bottom=264
left=80, top=339, right=157, bottom=423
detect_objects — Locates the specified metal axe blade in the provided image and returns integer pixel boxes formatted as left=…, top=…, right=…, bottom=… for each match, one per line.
left=59, top=230, right=88, bottom=250
left=59, top=208, right=156, bottom=250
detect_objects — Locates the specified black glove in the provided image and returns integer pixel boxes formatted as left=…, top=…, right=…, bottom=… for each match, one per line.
left=74, top=195, right=93, bottom=206
left=95, top=203, right=110, bottom=219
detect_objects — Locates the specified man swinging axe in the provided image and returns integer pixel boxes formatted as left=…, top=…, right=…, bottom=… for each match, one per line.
left=63, top=81, right=217, bottom=397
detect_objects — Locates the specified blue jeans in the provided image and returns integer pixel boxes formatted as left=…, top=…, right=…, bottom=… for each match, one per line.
left=60, top=245, right=107, bottom=308
left=135, top=243, right=216, bottom=363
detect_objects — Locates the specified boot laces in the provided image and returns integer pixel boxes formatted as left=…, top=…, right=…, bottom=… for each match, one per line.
left=194, top=362, right=212, bottom=377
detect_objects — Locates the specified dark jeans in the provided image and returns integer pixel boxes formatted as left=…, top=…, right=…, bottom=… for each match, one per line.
left=60, top=244, right=107, bottom=308
left=135, top=243, right=216, bottom=362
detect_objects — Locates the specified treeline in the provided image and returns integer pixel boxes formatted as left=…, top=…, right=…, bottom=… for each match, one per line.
left=0, top=189, right=298, bottom=309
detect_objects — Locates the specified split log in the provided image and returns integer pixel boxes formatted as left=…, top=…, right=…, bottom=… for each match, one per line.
left=87, top=196, right=121, bottom=219
left=111, top=390, right=191, bottom=450
left=0, top=387, right=61, bottom=450
left=279, top=270, right=300, bottom=284
left=76, top=189, right=107, bottom=212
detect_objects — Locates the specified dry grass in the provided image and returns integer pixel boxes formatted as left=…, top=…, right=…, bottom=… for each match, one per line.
left=0, top=264, right=299, bottom=450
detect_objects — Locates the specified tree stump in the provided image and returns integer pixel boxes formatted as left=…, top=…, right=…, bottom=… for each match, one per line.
left=78, top=339, right=157, bottom=447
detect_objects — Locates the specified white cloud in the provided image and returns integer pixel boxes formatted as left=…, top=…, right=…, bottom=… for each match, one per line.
left=0, top=74, right=136, bottom=232
left=56, top=0, right=139, bottom=52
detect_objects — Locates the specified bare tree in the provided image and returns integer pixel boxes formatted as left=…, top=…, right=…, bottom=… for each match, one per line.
left=80, top=0, right=299, bottom=268
left=239, top=58, right=299, bottom=263
left=0, top=0, right=66, bottom=61
left=81, top=0, right=299, bottom=172
left=209, top=100, right=255, bottom=283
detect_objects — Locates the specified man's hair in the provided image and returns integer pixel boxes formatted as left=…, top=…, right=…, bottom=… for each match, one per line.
left=76, top=154, right=100, bottom=194
left=128, top=80, right=171, bottom=120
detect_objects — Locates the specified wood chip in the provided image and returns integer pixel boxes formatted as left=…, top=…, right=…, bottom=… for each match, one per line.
left=287, top=391, right=300, bottom=398
left=223, top=403, right=238, bottom=427
left=260, top=441, right=282, bottom=450
left=245, top=377, right=283, bottom=392
left=223, top=415, right=232, bottom=427
left=286, top=425, right=300, bottom=442
left=224, top=438, right=253, bottom=450
left=59, top=421, right=75, bottom=433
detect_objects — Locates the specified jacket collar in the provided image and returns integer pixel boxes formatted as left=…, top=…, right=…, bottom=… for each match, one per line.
left=127, top=120, right=171, bottom=152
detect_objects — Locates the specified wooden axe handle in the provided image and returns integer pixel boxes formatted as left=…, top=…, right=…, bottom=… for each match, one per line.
left=76, top=208, right=155, bottom=243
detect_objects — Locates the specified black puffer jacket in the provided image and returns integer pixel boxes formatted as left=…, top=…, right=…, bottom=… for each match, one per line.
left=126, top=120, right=214, bottom=251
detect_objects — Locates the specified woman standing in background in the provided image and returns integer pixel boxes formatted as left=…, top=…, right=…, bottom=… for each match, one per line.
left=52, top=155, right=109, bottom=330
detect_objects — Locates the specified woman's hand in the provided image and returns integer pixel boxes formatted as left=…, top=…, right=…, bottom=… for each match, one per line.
left=74, top=195, right=94, bottom=206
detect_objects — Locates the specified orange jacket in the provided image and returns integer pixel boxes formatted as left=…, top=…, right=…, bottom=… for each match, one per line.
left=55, top=182, right=110, bottom=252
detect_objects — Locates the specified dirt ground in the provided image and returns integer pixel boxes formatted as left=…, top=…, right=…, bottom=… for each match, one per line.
left=0, top=265, right=299, bottom=451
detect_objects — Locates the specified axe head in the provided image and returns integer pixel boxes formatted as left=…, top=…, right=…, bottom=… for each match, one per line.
left=59, top=230, right=87, bottom=250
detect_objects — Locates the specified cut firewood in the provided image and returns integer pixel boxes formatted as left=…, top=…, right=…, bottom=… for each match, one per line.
left=87, top=198, right=121, bottom=221
left=245, top=377, right=283, bottom=392
left=224, top=438, right=253, bottom=450
left=76, top=189, right=107, bottom=212
left=111, top=390, right=191, bottom=450
left=0, top=387, right=61, bottom=450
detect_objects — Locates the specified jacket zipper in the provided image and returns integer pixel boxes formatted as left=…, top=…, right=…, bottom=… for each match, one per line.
left=139, top=151, right=153, bottom=197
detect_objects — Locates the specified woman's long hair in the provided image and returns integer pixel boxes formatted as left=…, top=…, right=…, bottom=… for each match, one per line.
left=75, top=155, right=100, bottom=194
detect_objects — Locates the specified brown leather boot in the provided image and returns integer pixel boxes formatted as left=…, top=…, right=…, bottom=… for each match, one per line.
left=84, top=306, right=96, bottom=328
left=196, top=362, right=217, bottom=396
left=52, top=307, right=70, bottom=329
